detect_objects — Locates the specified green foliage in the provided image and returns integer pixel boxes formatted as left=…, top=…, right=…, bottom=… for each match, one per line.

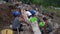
left=43, top=0, right=60, bottom=7
left=30, top=0, right=41, bottom=5
left=22, top=0, right=28, bottom=3
left=46, top=7, right=60, bottom=17
left=22, top=0, right=60, bottom=7
left=30, top=0, right=60, bottom=7
left=55, top=10, right=60, bottom=17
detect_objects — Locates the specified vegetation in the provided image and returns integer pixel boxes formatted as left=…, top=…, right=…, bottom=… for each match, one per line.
left=22, top=0, right=60, bottom=7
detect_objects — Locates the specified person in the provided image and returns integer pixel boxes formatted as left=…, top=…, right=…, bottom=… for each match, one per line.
left=12, top=16, right=23, bottom=31
left=46, top=18, right=53, bottom=34
left=42, top=17, right=53, bottom=34
left=43, top=17, right=47, bottom=22
left=42, top=16, right=48, bottom=26
left=26, top=10, right=32, bottom=18
left=12, top=10, right=24, bottom=31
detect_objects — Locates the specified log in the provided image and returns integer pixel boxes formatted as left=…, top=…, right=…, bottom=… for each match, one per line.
left=31, top=21, right=42, bottom=34
left=21, top=9, right=42, bottom=34
left=21, top=9, right=30, bottom=24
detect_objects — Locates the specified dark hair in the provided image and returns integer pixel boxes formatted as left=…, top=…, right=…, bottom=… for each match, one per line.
left=43, top=17, right=47, bottom=21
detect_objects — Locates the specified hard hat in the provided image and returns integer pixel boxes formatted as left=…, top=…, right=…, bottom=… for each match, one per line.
left=39, top=21, right=45, bottom=27
left=12, top=11, right=20, bottom=17
left=29, top=10, right=36, bottom=15
left=29, top=17, right=37, bottom=23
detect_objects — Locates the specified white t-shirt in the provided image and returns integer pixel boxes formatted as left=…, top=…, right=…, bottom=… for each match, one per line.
left=26, top=11, right=32, bottom=16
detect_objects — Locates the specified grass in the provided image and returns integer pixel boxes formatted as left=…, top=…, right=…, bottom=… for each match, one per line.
left=55, top=10, right=60, bottom=17
left=46, top=7, right=60, bottom=17
left=39, top=6, right=60, bottom=17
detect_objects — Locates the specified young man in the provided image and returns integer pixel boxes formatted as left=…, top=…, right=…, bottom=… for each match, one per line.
left=26, top=10, right=32, bottom=18
left=12, top=10, right=24, bottom=31
left=12, top=16, right=23, bottom=31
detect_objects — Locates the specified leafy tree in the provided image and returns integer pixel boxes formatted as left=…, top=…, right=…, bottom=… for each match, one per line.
left=21, top=0, right=60, bottom=7
left=30, top=0, right=41, bottom=5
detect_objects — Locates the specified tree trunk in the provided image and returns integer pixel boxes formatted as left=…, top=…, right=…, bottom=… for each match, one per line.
left=21, top=9, right=42, bottom=34
left=31, top=21, right=42, bottom=34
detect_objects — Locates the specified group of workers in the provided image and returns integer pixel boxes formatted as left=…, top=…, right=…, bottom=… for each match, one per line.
left=9, top=2, right=54, bottom=34
left=10, top=3, right=37, bottom=31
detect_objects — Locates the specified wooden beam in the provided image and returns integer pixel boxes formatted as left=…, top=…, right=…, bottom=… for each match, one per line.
left=21, top=9, right=42, bottom=34
left=31, top=21, right=42, bottom=34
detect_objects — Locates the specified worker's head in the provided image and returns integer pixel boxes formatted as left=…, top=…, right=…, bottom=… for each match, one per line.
left=43, top=17, right=47, bottom=21
left=12, top=11, right=21, bottom=17
left=29, top=9, right=36, bottom=16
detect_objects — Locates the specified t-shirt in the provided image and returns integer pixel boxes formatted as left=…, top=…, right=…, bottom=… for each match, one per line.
left=26, top=11, right=32, bottom=16
left=12, top=17, right=23, bottom=29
